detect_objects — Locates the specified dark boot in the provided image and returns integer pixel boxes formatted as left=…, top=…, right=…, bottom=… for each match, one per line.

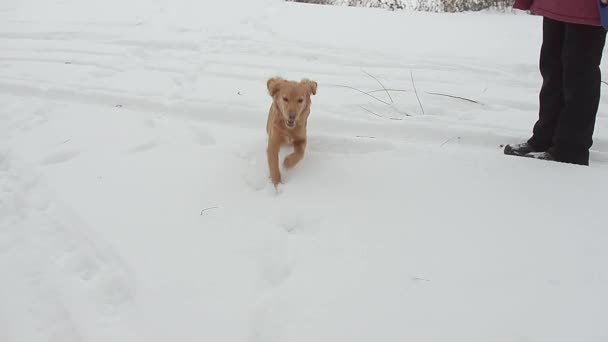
left=504, top=142, right=542, bottom=156
left=521, top=151, right=556, bottom=162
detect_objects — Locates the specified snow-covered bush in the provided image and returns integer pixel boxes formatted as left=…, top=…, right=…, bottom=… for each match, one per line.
left=432, top=0, right=514, bottom=12
left=286, top=0, right=515, bottom=12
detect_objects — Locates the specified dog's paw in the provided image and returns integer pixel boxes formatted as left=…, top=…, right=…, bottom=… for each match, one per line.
left=270, top=174, right=282, bottom=188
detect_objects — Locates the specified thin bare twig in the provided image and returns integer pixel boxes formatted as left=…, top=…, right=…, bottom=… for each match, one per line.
left=364, top=88, right=410, bottom=95
left=411, top=277, right=431, bottom=282
left=366, top=88, right=482, bottom=106
left=327, top=84, right=392, bottom=106
left=441, top=136, right=461, bottom=147
left=362, top=69, right=393, bottom=104
left=426, top=92, right=481, bottom=104
left=358, top=105, right=403, bottom=121
left=410, top=70, right=425, bottom=115
left=200, top=206, right=220, bottom=215
left=602, top=80, right=608, bottom=86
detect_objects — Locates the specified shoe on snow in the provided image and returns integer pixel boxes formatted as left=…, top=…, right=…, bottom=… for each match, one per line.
left=504, top=142, right=538, bottom=156
left=522, top=151, right=556, bottom=161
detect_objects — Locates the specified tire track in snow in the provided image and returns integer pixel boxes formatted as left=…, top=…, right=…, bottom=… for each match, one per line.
left=0, top=56, right=125, bottom=72
left=2, top=22, right=608, bottom=157
left=0, top=78, right=258, bottom=124
left=0, top=150, right=144, bottom=342
left=5, top=75, right=608, bottom=158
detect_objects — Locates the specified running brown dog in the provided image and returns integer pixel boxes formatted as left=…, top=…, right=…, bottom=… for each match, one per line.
left=265, top=77, right=318, bottom=187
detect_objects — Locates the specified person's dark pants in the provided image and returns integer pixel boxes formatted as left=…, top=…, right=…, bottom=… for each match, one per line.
left=527, top=17, right=607, bottom=165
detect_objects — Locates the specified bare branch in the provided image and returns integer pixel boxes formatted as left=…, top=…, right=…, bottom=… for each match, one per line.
left=328, top=84, right=392, bottom=106
left=365, top=88, right=410, bottom=95
left=410, top=70, right=425, bottom=115
left=411, top=277, right=431, bottom=282
left=426, top=92, right=481, bottom=104
left=358, top=105, right=403, bottom=121
left=367, top=88, right=482, bottom=105
left=441, top=136, right=461, bottom=147
left=365, top=86, right=482, bottom=106
left=200, top=206, right=220, bottom=215
left=362, top=69, right=393, bottom=104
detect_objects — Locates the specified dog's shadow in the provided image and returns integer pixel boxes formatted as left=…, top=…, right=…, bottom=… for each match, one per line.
left=306, top=134, right=394, bottom=155
left=235, top=136, right=316, bottom=191
left=237, top=134, right=394, bottom=191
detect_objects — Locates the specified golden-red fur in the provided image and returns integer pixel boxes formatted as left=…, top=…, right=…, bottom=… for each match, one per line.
left=265, top=77, right=317, bottom=187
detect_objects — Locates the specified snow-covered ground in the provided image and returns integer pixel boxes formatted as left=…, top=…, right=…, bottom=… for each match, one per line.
left=1, top=1, right=608, bottom=341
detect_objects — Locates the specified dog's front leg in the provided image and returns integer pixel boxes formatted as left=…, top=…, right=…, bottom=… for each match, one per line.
left=267, top=136, right=282, bottom=187
left=284, top=139, right=306, bottom=169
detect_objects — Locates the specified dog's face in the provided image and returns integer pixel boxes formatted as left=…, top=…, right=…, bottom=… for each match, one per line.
left=267, top=77, right=317, bottom=130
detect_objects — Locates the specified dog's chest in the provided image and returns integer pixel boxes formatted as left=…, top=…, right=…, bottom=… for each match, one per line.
left=283, top=135, right=295, bottom=145
left=282, top=129, right=305, bottom=145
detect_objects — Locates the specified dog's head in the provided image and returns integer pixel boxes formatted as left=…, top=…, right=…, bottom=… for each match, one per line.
left=267, top=77, right=317, bottom=130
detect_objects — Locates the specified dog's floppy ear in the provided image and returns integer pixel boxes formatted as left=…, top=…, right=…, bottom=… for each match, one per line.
left=301, top=79, right=317, bottom=96
left=267, top=77, right=284, bottom=97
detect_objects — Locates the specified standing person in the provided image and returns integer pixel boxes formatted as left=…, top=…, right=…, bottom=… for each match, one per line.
left=504, top=0, right=607, bottom=166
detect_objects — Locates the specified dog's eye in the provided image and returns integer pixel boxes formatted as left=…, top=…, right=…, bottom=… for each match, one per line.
left=282, top=97, right=289, bottom=102
left=298, top=98, right=304, bottom=103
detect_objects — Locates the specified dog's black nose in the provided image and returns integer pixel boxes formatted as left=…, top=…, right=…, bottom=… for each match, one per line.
left=288, top=112, right=296, bottom=119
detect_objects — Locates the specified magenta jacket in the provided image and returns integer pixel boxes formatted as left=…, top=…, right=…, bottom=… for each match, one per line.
left=514, top=0, right=601, bottom=26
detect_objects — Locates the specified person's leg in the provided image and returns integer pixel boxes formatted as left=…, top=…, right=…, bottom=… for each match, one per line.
left=505, top=17, right=566, bottom=156
left=547, top=23, right=607, bottom=165
left=529, top=18, right=568, bottom=150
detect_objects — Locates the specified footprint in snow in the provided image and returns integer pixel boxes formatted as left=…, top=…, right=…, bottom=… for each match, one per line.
left=143, top=118, right=157, bottom=128
left=191, top=127, right=216, bottom=146
left=63, top=253, right=101, bottom=281
left=95, top=272, right=135, bottom=314
left=40, top=150, right=80, bottom=165
left=125, top=141, right=159, bottom=154
left=239, top=146, right=272, bottom=192
left=279, top=215, right=321, bottom=235
left=307, top=135, right=393, bottom=155
left=250, top=292, right=285, bottom=342
left=243, top=173, right=268, bottom=192
left=260, top=258, right=291, bottom=289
